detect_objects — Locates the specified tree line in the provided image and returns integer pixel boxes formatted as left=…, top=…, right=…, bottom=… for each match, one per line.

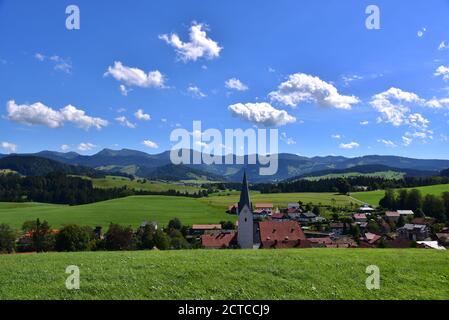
left=379, top=189, right=449, bottom=222
left=0, top=172, right=210, bottom=205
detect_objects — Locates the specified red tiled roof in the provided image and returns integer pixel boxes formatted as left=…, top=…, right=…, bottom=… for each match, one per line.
left=259, top=221, right=309, bottom=249
left=271, top=213, right=285, bottom=219
left=308, top=237, right=333, bottom=244
left=255, top=203, right=274, bottom=208
left=363, top=232, right=381, bottom=244
left=385, top=211, right=400, bottom=217
left=201, top=232, right=236, bottom=249
left=192, top=224, right=222, bottom=230
left=353, top=213, right=367, bottom=220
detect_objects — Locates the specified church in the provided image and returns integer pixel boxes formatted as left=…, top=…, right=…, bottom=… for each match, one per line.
left=201, top=172, right=310, bottom=249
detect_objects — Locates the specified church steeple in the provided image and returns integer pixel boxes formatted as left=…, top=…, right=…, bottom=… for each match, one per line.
left=238, top=170, right=252, bottom=214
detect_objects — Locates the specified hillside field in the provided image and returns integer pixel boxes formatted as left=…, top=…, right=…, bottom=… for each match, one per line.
left=352, top=183, right=449, bottom=206
left=0, top=249, right=448, bottom=300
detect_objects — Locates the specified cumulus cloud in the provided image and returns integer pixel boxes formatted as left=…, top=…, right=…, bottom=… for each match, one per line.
left=331, top=134, right=342, bottom=139
left=370, top=88, right=425, bottom=127
left=377, top=139, right=397, bottom=147
left=228, top=102, right=296, bottom=127
left=434, top=65, right=449, bottom=80
left=77, top=143, right=96, bottom=152
left=6, top=100, right=108, bottom=130
left=187, top=85, right=207, bottom=98
left=0, top=142, right=17, bottom=153
left=134, top=109, right=151, bottom=121
left=339, top=141, right=359, bottom=149
left=159, top=23, right=222, bottom=62
left=142, top=140, right=159, bottom=149
left=119, top=85, right=131, bottom=96
left=225, top=78, right=249, bottom=91
left=105, top=61, right=165, bottom=88
left=115, top=116, right=136, bottom=129
left=269, top=73, right=359, bottom=109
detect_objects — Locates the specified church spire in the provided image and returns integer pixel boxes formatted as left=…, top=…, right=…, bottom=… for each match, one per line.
left=238, top=170, right=252, bottom=214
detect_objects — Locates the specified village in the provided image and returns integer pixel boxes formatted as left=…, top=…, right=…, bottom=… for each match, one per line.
left=198, top=173, right=449, bottom=250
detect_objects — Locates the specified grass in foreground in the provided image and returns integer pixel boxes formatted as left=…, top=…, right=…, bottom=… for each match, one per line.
left=0, top=249, right=448, bottom=300
left=352, top=183, right=449, bottom=206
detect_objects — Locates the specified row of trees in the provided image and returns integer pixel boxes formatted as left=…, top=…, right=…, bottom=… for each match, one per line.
left=0, top=218, right=202, bottom=254
left=256, top=176, right=449, bottom=194
left=380, top=189, right=449, bottom=222
left=0, top=173, right=211, bottom=206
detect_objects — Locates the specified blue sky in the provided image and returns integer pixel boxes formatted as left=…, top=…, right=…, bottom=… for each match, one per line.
left=1, top=0, right=449, bottom=158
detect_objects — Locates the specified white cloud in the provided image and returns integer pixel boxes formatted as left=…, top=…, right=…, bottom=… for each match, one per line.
left=60, top=144, right=70, bottom=152
left=370, top=88, right=424, bottom=127
left=280, top=132, right=296, bottom=145
left=341, top=74, right=363, bottom=86
left=225, top=78, right=249, bottom=91
left=142, top=140, right=159, bottom=149
left=35, top=53, right=72, bottom=74
left=119, top=85, right=131, bottom=96
left=159, top=23, right=222, bottom=62
left=228, top=102, right=296, bottom=127
left=377, top=139, right=397, bottom=147
left=269, top=73, right=359, bottom=109
left=187, top=85, right=207, bottom=98
left=115, top=116, right=136, bottom=129
left=105, top=61, right=165, bottom=88
left=438, top=41, right=449, bottom=51
left=402, top=136, right=413, bottom=146
left=77, top=143, right=96, bottom=152
left=426, top=98, right=449, bottom=109
left=407, top=113, right=429, bottom=129
left=331, top=134, right=342, bottom=139
left=0, top=142, right=17, bottom=153
left=135, top=109, right=151, bottom=121
left=434, top=65, right=449, bottom=80
left=417, top=27, right=426, bottom=37
left=360, top=120, right=369, bottom=125
left=339, top=141, right=359, bottom=149
left=6, top=100, right=108, bottom=130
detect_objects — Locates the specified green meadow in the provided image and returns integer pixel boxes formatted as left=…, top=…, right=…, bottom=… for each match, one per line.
left=352, top=183, right=449, bottom=206
left=0, top=249, right=448, bottom=300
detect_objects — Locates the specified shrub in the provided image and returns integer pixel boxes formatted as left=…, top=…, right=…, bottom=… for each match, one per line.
left=104, top=224, right=135, bottom=251
left=56, top=225, right=91, bottom=252
left=0, top=224, right=17, bottom=253
left=153, top=230, right=170, bottom=250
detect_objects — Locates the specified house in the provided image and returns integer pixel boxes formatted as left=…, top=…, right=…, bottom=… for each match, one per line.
left=258, top=221, right=310, bottom=249
left=411, top=217, right=436, bottom=226
left=385, top=211, right=400, bottom=223
left=397, top=210, right=414, bottom=216
left=298, top=212, right=317, bottom=224
left=353, top=213, right=367, bottom=223
left=287, top=208, right=301, bottom=220
left=271, top=213, right=287, bottom=220
left=287, top=203, right=301, bottom=211
left=359, top=232, right=382, bottom=248
left=358, top=205, right=375, bottom=214
left=255, top=203, right=274, bottom=215
left=308, top=237, right=333, bottom=248
left=228, top=204, right=238, bottom=215
left=201, top=231, right=237, bottom=249
left=190, top=224, right=222, bottom=236
left=397, top=224, right=429, bottom=241
left=329, top=222, right=348, bottom=237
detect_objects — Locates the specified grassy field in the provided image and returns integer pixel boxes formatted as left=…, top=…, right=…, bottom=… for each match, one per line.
left=0, top=196, right=229, bottom=230
left=0, top=249, right=448, bottom=300
left=352, top=183, right=449, bottom=206
left=89, top=176, right=203, bottom=194
left=304, top=171, right=405, bottom=181
left=200, top=192, right=356, bottom=209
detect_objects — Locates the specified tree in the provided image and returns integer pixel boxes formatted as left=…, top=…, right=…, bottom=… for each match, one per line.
left=136, top=224, right=156, bottom=250
left=32, top=219, right=55, bottom=252
left=397, top=189, right=408, bottom=209
left=406, top=189, right=423, bottom=212
left=397, top=215, right=405, bottom=228
left=104, top=224, right=135, bottom=251
left=379, top=189, right=397, bottom=210
left=220, top=221, right=235, bottom=230
left=168, top=218, right=182, bottom=231
left=367, top=220, right=380, bottom=233
left=55, top=225, right=91, bottom=252
left=349, top=224, right=361, bottom=240
left=442, top=192, right=449, bottom=222
left=312, top=206, right=321, bottom=216
left=169, top=229, right=190, bottom=250
left=336, top=178, right=351, bottom=195
left=423, top=194, right=446, bottom=222
left=0, top=224, right=16, bottom=253
left=153, top=230, right=170, bottom=250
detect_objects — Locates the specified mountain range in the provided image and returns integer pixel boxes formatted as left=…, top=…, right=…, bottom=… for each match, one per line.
left=1, top=149, right=449, bottom=183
